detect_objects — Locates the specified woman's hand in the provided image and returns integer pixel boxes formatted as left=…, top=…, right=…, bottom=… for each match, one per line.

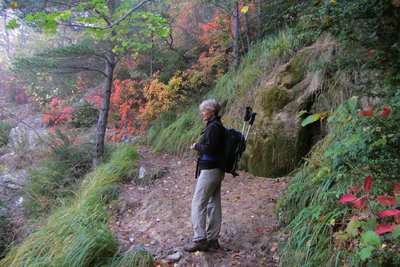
left=190, top=143, right=196, bottom=150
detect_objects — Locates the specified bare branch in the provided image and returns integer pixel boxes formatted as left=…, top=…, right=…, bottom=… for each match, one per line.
left=104, top=0, right=152, bottom=29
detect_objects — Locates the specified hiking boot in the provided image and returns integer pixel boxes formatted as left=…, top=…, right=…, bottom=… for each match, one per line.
left=183, top=239, right=208, bottom=252
left=207, top=239, right=220, bottom=251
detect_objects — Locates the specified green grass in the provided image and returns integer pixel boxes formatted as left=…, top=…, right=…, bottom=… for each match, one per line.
left=0, top=144, right=153, bottom=267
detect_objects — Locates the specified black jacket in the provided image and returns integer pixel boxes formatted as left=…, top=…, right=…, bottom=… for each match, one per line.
left=195, top=115, right=225, bottom=171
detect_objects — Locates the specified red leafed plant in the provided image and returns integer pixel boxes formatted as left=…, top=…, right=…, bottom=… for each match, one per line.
left=42, top=98, right=74, bottom=126
left=339, top=175, right=400, bottom=235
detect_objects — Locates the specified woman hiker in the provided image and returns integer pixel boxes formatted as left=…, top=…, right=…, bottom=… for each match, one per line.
left=184, top=99, right=226, bottom=252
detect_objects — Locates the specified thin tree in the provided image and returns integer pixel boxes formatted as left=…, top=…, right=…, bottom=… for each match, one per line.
left=257, top=0, right=262, bottom=39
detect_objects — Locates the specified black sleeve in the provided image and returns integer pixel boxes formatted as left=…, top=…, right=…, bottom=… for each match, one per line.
left=194, top=122, right=224, bottom=155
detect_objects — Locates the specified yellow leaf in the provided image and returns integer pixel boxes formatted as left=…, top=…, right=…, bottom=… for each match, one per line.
left=240, top=6, right=249, bottom=14
left=10, top=1, right=19, bottom=8
left=329, top=0, right=335, bottom=4
left=194, top=251, right=200, bottom=256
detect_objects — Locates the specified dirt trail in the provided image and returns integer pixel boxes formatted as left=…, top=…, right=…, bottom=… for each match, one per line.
left=111, top=147, right=288, bottom=266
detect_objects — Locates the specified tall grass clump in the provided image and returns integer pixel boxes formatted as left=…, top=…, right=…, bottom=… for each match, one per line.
left=1, top=144, right=152, bottom=267
left=147, top=29, right=302, bottom=155
left=0, top=120, right=12, bottom=147
left=104, top=247, right=153, bottom=267
left=277, top=91, right=400, bottom=266
left=23, top=129, right=93, bottom=218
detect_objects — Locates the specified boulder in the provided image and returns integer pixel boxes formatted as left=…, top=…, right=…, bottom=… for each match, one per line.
left=241, top=37, right=337, bottom=177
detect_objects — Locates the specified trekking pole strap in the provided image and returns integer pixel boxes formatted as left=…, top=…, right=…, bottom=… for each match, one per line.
left=242, top=106, right=252, bottom=135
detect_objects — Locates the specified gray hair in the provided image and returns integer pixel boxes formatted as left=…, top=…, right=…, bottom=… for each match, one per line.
left=199, top=99, right=220, bottom=115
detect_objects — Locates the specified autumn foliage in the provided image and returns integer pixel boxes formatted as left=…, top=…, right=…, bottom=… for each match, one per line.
left=42, top=98, right=74, bottom=126
left=339, top=175, right=400, bottom=235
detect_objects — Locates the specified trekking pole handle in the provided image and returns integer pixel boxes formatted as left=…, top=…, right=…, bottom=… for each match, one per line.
left=249, top=112, right=257, bottom=125
left=244, top=107, right=252, bottom=121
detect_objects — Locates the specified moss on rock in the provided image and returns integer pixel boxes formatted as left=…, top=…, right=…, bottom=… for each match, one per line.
left=258, top=85, right=291, bottom=116
left=245, top=118, right=310, bottom=177
left=278, top=49, right=312, bottom=89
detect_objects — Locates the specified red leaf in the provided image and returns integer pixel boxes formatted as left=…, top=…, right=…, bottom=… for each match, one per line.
left=380, top=106, right=391, bottom=118
left=367, top=50, right=376, bottom=56
left=348, top=186, right=362, bottom=192
left=378, top=209, right=400, bottom=218
left=363, top=175, right=373, bottom=192
left=358, top=107, right=375, bottom=117
left=338, top=194, right=357, bottom=204
left=394, top=182, right=400, bottom=195
left=375, top=224, right=398, bottom=235
left=353, top=196, right=367, bottom=209
left=376, top=196, right=396, bottom=206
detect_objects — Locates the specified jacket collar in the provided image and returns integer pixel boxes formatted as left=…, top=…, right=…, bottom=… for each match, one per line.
left=207, top=115, right=220, bottom=125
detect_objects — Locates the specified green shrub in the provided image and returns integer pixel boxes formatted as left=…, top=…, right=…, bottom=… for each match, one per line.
left=70, top=101, right=99, bottom=128
left=0, top=200, right=11, bottom=258
left=0, top=121, right=12, bottom=147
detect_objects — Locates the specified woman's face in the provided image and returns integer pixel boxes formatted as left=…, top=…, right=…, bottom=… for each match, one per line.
left=200, top=108, right=214, bottom=121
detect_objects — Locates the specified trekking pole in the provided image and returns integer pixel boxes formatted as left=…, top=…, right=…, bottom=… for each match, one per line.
left=245, top=112, right=257, bottom=140
left=241, top=106, right=252, bottom=135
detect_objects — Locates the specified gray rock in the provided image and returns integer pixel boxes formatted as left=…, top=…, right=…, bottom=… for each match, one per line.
left=6, top=183, right=19, bottom=190
left=167, top=250, right=183, bottom=262
left=139, top=166, right=146, bottom=179
left=0, top=174, right=12, bottom=182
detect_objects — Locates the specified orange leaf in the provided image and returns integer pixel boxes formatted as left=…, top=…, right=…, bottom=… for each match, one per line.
left=358, top=107, right=375, bottom=117
left=380, top=106, right=391, bottom=118
left=317, top=215, right=326, bottom=222
left=9, top=1, right=18, bottom=9
left=231, top=252, right=240, bottom=258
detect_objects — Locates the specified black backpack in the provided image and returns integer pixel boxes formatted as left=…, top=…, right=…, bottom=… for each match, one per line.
left=194, top=107, right=256, bottom=178
left=220, top=127, right=246, bottom=177
left=218, top=107, right=256, bottom=177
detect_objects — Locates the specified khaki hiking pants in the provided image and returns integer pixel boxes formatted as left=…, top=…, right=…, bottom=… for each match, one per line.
left=191, top=168, right=225, bottom=242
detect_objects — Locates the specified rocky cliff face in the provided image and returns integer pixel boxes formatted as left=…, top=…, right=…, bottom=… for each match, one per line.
left=0, top=104, right=48, bottom=256
left=241, top=37, right=337, bottom=177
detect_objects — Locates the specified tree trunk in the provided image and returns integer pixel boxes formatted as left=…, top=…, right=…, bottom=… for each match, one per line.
left=150, top=31, right=154, bottom=76
left=244, top=12, right=251, bottom=51
left=232, top=1, right=239, bottom=69
left=93, top=49, right=115, bottom=167
left=93, top=0, right=117, bottom=167
left=257, top=0, right=262, bottom=39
